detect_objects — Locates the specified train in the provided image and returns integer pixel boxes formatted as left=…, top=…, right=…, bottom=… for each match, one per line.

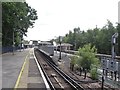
left=38, top=41, right=54, bottom=56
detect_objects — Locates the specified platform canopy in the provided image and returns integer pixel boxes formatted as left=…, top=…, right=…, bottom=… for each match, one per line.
left=39, top=41, right=52, bottom=45
left=57, top=43, right=73, bottom=47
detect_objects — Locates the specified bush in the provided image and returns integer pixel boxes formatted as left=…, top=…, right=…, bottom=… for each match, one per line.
left=70, top=44, right=100, bottom=79
left=90, top=65, right=98, bottom=80
left=77, top=44, right=99, bottom=70
left=70, top=56, right=77, bottom=71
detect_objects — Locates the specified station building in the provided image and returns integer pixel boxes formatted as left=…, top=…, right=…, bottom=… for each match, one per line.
left=57, top=43, right=73, bottom=51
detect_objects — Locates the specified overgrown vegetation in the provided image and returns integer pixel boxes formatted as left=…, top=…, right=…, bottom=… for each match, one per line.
left=70, top=56, right=77, bottom=71
left=90, top=64, right=98, bottom=80
left=77, top=44, right=99, bottom=70
left=70, top=44, right=100, bottom=79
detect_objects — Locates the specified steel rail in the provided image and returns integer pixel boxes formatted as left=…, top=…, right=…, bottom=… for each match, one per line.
left=38, top=49, right=85, bottom=90
left=34, top=48, right=55, bottom=90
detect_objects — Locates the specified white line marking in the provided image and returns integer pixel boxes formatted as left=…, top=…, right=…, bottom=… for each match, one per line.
left=33, top=50, right=51, bottom=90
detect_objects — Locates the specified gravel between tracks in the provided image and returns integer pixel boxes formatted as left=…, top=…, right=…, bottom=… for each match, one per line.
left=35, top=49, right=73, bottom=90
left=52, top=52, right=118, bottom=90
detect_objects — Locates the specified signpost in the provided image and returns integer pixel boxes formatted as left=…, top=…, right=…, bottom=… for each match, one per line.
left=118, top=62, right=120, bottom=79
left=59, top=36, right=62, bottom=60
left=101, top=57, right=108, bottom=70
left=100, top=33, right=119, bottom=81
left=108, top=60, right=116, bottom=71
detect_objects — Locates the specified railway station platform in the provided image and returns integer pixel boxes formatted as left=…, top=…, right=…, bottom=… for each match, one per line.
left=2, top=48, right=46, bottom=89
left=2, top=48, right=31, bottom=88
left=16, top=48, right=46, bottom=89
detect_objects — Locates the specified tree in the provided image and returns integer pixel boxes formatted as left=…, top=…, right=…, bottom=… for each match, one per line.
left=73, top=27, right=80, bottom=50
left=53, top=20, right=117, bottom=55
left=69, top=44, right=100, bottom=79
left=77, top=44, right=99, bottom=71
left=90, top=64, right=98, bottom=80
left=2, top=2, right=38, bottom=47
left=60, top=20, right=117, bottom=54
left=70, top=56, right=78, bottom=71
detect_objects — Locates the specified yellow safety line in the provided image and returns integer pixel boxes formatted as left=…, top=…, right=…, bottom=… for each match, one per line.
left=14, top=49, right=32, bottom=89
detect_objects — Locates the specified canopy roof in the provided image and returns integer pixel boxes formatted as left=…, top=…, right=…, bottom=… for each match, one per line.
left=57, top=43, right=73, bottom=46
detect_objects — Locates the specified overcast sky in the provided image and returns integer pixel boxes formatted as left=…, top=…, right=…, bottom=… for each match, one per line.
left=24, top=0, right=119, bottom=41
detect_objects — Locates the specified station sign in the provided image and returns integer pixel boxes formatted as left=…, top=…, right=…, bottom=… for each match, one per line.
left=115, top=60, right=118, bottom=71
left=101, top=57, right=109, bottom=70
left=118, top=61, right=120, bottom=79
left=108, top=60, right=116, bottom=71
left=101, top=57, right=118, bottom=72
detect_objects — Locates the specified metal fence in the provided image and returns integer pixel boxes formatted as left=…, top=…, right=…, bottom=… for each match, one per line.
left=1, top=46, right=20, bottom=53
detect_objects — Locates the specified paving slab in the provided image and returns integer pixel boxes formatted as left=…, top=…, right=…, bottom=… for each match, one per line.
left=17, top=48, right=46, bottom=89
left=2, top=48, right=31, bottom=88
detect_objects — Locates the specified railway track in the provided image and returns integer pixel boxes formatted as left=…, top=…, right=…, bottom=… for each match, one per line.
left=34, top=48, right=84, bottom=90
left=60, top=61, right=116, bottom=90
left=34, top=48, right=117, bottom=90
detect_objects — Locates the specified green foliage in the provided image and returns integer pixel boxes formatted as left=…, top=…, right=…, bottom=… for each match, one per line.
left=23, top=40, right=29, bottom=44
left=15, top=32, right=21, bottom=46
left=70, top=56, right=77, bottom=71
left=70, top=56, right=78, bottom=66
left=70, top=55, right=84, bottom=71
left=2, top=2, right=38, bottom=47
left=59, top=20, right=117, bottom=54
left=75, top=56, right=83, bottom=67
left=69, top=44, right=100, bottom=80
left=77, top=44, right=99, bottom=70
left=90, top=64, right=98, bottom=80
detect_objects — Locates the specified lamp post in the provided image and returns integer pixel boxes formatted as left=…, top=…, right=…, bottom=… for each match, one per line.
left=19, top=32, right=22, bottom=51
left=111, top=33, right=118, bottom=60
left=54, top=36, right=57, bottom=53
left=19, top=31, right=23, bottom=51
left=12, top=29, right=15, bottom=55
left=59, top=36, right=62, bottom=60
